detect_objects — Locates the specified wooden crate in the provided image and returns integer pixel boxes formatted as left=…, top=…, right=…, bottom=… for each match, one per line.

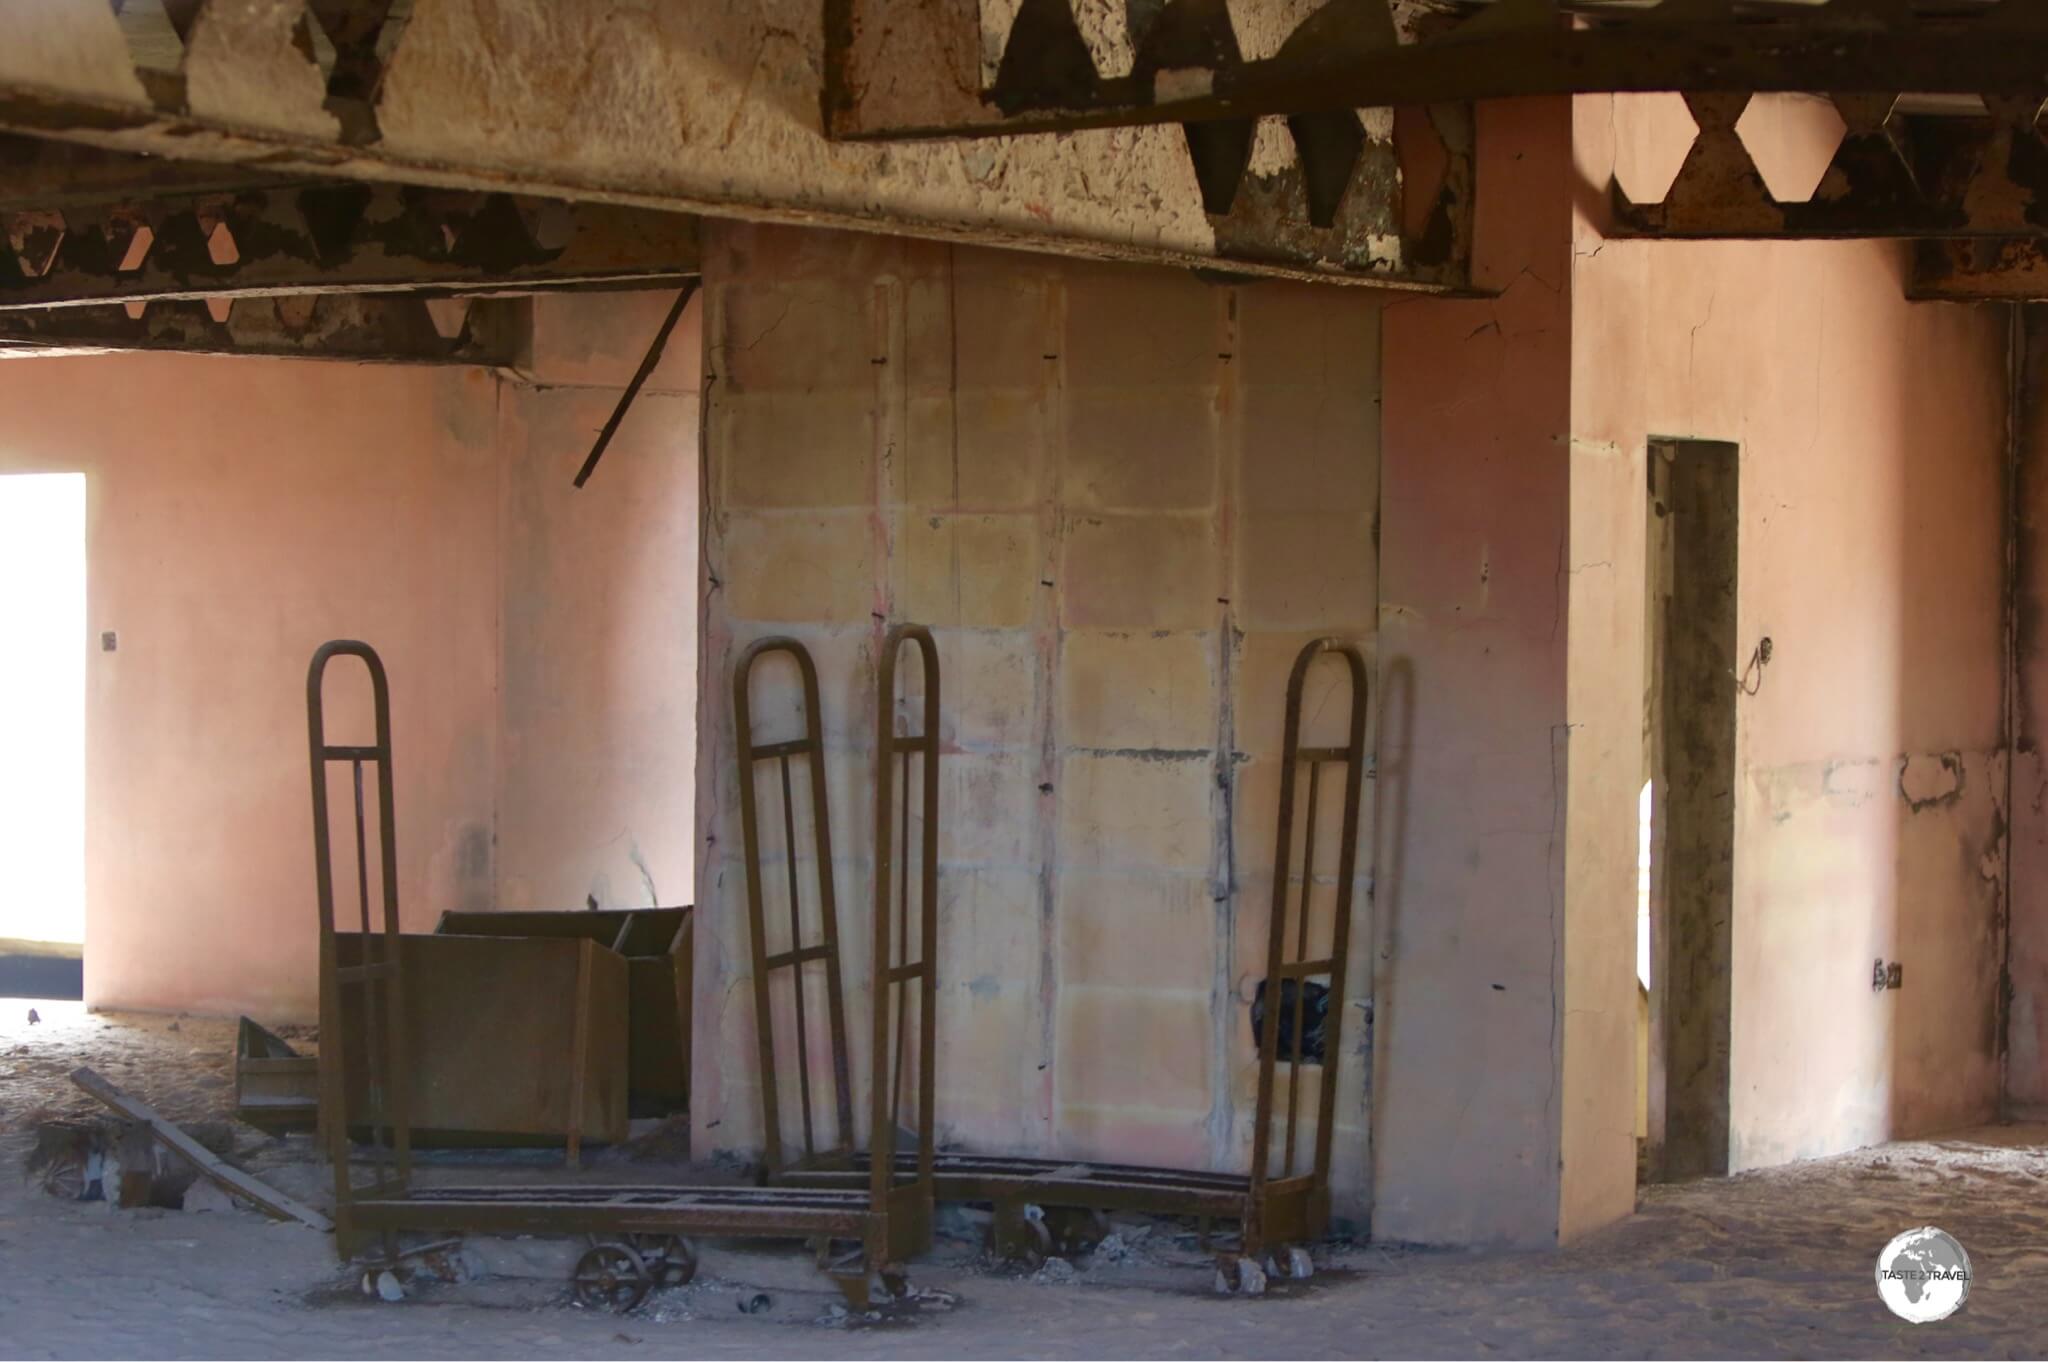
left=433, top=908, right=690, bottom=1116
left=234, top=1016, right=318, bottom=1134
left=335, top=933, right=629, bottom=1147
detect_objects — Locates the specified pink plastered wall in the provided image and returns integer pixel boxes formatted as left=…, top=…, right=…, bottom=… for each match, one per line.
left=1572, top=95, right=2009, bottom=1172
left=494, top=291, right=702, bottom=915
left=1378, top=98, right=1580, bottom=1246
left=0, top=291, right=703, bottom=1020
left=0, top=353, right=502, bottom=1018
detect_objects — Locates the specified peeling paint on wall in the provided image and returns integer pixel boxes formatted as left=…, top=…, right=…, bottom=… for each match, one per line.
left=1900, top=752, right=1968, bottom=813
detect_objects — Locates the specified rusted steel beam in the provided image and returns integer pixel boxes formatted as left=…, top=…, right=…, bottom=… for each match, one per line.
left=0, top=294, right=526, bottom=365
left=0, top=1, right=1466, bottom=290
left=1910, top=238, right=2048, bottom=300
left=1609, top=97, right=2048, bottom=239
left=0, top=184, right=700, bottom=309
left=828, top=0, right=2048, bottom=141
left=0, top=133, right=301, bottom=212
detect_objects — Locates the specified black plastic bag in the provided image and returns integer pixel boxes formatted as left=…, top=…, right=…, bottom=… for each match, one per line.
left=1249, top=978, right=1329, bottom=1063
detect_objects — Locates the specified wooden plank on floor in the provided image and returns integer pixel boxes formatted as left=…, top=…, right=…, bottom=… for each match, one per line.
left=70, top=1066, right=333, bottom=1232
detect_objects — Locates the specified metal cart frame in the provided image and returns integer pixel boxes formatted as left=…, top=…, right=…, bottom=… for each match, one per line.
left=740, top=627, right=939, bottom=1251
left=306, top=639, right=934, bottom=1310
left=773, top=634, right=1372, bottom=1294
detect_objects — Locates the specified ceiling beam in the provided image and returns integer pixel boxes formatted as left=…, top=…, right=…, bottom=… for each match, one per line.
left=0, top=132, right=304, bottom=211
left=0, top=294, right=525, bottom=365
left=0, top=0, right=1469, bottom=291
left=0, top=184, right=700, bottom=309
left=1909, top=238, right=2048, bottom=299
left=827, top=1, right=2048, bottom=141
left=1606, top=100, right=2048, bottom=239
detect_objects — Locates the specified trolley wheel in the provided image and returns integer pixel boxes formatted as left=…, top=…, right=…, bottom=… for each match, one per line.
left=572, top=1242, right=652, bottom=1313
left=1042, top=1206, right=1112, bottom=1254
left=38, top=1156, right=84, bottom=1202
left=1271, top=1245, right=1314, bottom=1281
left=992, top=1202, right=1053, bottom=1270
left=1011, top=1215, right=1053, bottom=1270
left=828, top=1268, right=875, bottom=1312
left=879, top=1264, right=913, bottom=1300
left=626, top=1234, right=698, bottom=1287
left=1212, top=1253, right=1268, bottom=1298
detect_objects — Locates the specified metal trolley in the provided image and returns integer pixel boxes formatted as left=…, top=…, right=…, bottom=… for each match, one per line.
left=306, top=639, right=935, bottom=1311
left=770, top=634, right=1372, bottom=1295
left=738, top=628, right=939, bottom=1232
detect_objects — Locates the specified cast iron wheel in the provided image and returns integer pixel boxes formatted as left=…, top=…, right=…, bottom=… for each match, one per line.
left=1015, top=1215, right=1053, bottom=1270
left=629, top=1234, right=699, bottom=1287
left=1274, top=1245, right=1314, bottom=1281
left=1212, top=1252, right=1268, bottom=1297
left=1043, top=1205, right=1112, bottom=1254
left=572, top=1242, right=652, bottom=1313
left=38, top=1155, right=85, bottom=1202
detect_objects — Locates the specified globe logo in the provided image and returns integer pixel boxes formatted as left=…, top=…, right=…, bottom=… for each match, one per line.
left=1875, top=1227, right=1971, bottom=1323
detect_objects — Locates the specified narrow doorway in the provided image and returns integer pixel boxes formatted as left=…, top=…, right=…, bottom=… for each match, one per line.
left=0, top=472, right=86, bottom=1000
left=1641, top=438, right=1737, bottom=1182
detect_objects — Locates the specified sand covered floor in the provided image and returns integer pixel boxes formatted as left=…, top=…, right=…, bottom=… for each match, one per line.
left=3, top=1001, right=2045, bottom=1360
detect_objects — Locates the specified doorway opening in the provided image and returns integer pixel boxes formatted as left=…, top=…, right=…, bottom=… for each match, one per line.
left=0, top=472, right=86, bottom=1000
left=1641, top=438, right=1738, bottom=1183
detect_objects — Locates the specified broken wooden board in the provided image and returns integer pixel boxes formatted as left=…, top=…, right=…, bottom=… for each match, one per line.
left=233, top=1016, right=318, bottom=1135
left=70, top=1066, right=332, bottom=1232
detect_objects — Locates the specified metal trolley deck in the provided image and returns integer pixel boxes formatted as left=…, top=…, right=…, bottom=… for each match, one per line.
left=768, top=636, right=1372, bottom=1294
left=305, top=637, right=936, bottom=1310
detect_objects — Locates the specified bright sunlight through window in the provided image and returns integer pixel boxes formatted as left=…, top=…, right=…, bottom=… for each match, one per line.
left=0, top=473, right=85, bottom=946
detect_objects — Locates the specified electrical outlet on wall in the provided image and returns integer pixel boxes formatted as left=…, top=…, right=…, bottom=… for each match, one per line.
left=1873, top=959, right=1887, bottom=993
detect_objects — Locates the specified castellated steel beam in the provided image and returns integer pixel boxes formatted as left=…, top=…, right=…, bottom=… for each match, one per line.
left=0, top=0, right=1471, bottom=291
left=0, top=181, right=700, bottom=310
left=0, top=294, right=527, bottom=365
left=826, top=0, right=2048, bottom=141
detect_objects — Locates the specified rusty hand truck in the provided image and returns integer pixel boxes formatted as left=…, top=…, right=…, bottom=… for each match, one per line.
left=770, top=634, right=1371, bottom=1297
left=306, top=638, right=935, bottom=1312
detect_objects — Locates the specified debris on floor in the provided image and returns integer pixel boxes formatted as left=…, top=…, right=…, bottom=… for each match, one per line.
left=12, top=1006, right=2048, bottom=1357
left=1030, top=1255, right=1079, bottom=1286
left=69, top=1066, right=330, bottom=1231
left=24, top=1112, right=232, bottom=1208
left=1092, top=1230, right=1137, bottom=1265
left=24, top=1117, right=107, bottom=1200
left=180, top=1178, right=237, bottom=1214
left=605, top=1112, right=692, bottom=1163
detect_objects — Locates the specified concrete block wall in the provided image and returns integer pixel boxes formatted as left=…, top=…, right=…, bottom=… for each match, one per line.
left=695, top=222, right=1383, bottom=1215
